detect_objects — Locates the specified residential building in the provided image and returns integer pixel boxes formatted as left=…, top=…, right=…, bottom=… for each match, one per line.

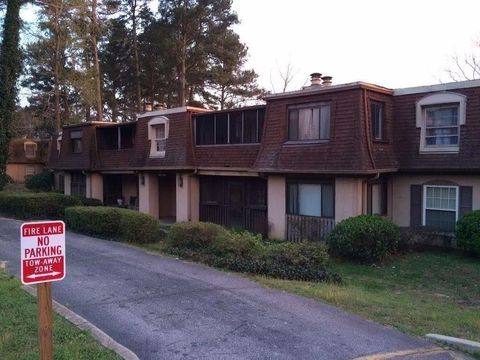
left=48, top=75, right=480, bottom=240
left=7, top=138, right=48, bottom=183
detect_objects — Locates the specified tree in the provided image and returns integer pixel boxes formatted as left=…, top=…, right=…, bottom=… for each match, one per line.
left=0, top=0, right=21, bottom=188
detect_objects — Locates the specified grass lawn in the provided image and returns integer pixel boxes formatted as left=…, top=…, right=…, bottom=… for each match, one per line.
left=0, top=271, right=121, bottom=360
left=253, top=251, right=480, bottom=342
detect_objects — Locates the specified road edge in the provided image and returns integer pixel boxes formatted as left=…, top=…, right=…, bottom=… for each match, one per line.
left=22, top=284, right=140, bottom=360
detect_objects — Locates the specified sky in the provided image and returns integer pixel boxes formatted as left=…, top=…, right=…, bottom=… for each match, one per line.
left=230, top=0, right=480, bottom=92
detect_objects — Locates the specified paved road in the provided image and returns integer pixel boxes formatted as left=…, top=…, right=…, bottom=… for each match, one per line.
left=0, top=218, right=462, bottom=360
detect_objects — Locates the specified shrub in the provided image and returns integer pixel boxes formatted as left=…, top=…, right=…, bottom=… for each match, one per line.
left=72, top=196, right=103, bottom=206
left=265, top=242, right=329, bottom=268
left=25, top=170, right=53, bottom=192
left=0, top=173, right=13, bottom=191
left=208, top=230, right=264, bottom=258
left=65, top=206, right=161, bottom=243
left=167, top=221, right=228, bottom=250
left=328, top=215, right=400, bottom=264
left=456, top=210, right=480, bottom=256
left=0, top=192, right=81, bottom=219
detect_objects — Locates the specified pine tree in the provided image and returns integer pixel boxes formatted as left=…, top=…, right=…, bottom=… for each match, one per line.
left=0, top=0, right=21, bottom=189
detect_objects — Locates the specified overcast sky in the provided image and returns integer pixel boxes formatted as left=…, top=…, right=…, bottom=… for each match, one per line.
left=231, top=0, right=480, bottom=92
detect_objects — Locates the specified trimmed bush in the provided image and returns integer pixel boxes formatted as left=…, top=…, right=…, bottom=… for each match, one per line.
left=0, top=192, right=81, bottom=219
left=65, top=206, right=161, bottom=243
left=164, top=221, right=339, bottom=282
left=25, top=170, right=53, bottom=192
left=328, top=215, right=400, bottom=264
left=209, top=230, right=264, bottom=258
left=456, top=210, right=480, bottom=256
left=167, top=221, right=228, bottom=250
left=72, top=196, right=103, bottom=206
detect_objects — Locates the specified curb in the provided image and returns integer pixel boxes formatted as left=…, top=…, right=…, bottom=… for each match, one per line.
left=22, top=285, right=140, bottom=360
left=426, top=333, right=480, bottom=354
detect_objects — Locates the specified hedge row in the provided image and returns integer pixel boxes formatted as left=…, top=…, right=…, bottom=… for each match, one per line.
left=0, top=192, right=82, bottom=219
left=165, top=222, right=339, bottom=283
left=65, top=206, right=161, bottom=244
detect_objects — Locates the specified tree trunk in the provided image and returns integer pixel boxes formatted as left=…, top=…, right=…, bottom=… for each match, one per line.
left=178, top=0, right=187, bottom=106
left=51, top=0, right=64, bottom=132
left=91, top=0, right=103, bottom=121
left=131, top=0, right=142, bottom=113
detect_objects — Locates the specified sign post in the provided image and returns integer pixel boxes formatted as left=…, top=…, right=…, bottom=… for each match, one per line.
left=21, top=220, right=66, bottom=360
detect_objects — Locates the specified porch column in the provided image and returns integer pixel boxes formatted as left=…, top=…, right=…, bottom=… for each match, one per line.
left=267, top=176, right=286, bottom=240
left=64, top=172, right=71, bottom=195
left=335, top=177, right=364, bottom=222
left=176, top=173, right=199, bottom=222
left=89, top=173, right=103, bottom=201
left=139, top=173, right=158, bottom=218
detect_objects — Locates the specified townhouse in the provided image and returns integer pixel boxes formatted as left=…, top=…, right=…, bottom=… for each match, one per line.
left=48, top=75, right=480, bottom=240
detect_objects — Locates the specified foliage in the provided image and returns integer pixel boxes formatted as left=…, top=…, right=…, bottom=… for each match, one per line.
left=0, top=0, right=21, bottom=190
left=328, top=215, right=400, bottom=264
left=0, top=271, right=121, bottom=359
left=456, top=210, right=480, bottom=256
left=65, top=206, right=161, bottom=243
left=73, top=195, right=103, bottom=206
left=0, top=192, right=81, bottom=219
left=165, top=221, right=338, bottom=282
left=167, top=221, right=228, bottom=249
left=25, top=170, right=53, bottom=192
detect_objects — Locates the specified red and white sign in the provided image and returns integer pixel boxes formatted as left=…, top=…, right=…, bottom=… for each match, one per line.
left=21, top=221, right=66, bottom=285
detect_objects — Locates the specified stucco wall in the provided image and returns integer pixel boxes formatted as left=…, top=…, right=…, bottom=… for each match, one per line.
left=6, top=164, right=44, bottom=183
left=335, top=177, right=365, bottom=222
left=392, top=174, right=480, bottom=227
left=90, top=173, right=103, bottom=201
left=267, top=176, right=286, bottom=239
left=139, top=173, right=158, bottom=217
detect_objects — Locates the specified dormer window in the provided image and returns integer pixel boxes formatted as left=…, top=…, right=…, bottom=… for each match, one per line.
left=24, top=142, right=37, bottom=158
left=288, top=102, right=331, bottom=142
left=70, top=130, right=83, bottom=153
left=416, top=92, right=466, bottom=153
left=148, top=116, right=169, bottom=157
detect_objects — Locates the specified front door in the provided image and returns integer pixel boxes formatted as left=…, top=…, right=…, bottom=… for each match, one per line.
left=228, top=181, right=244, bottom=229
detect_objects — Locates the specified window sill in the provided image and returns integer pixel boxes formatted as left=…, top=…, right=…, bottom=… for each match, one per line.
left=195, top=143, right=261, bottom=147
left=284, top=140, right=329, bottom=145
left=372, top=139, right=390, bottom=144
left=419, top=147, right=459, bottom=155
left=149, top=151, right=166, bottom=158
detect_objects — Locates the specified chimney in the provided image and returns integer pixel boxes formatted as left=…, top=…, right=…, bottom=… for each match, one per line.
left=144, top=101, right=153, bottom=112
left=321, top=75, right=333, bottom=86
left=310, top=72, right=322, bottom=86
left=154, top=103, right=167, bottom=111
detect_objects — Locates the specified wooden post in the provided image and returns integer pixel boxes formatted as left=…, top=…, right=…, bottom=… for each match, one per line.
left=37, top=282, right=53, bottom=360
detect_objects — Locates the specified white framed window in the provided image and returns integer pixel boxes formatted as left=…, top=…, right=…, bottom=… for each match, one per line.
left=25, top=166, right=35, bottom=177
left=24, top=142, right=37, bottom=158
left=371, top=101, right=384, bottom=140
left=416, top=92, right=466, bottom=153
left=148, top=116, right=169, bottom=157
left=423, top=185, right=458, bottom=232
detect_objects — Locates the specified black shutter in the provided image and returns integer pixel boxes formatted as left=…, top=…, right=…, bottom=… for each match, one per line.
left=410, top=185, right=422, bottom=227
left=459, top=186, right=473, bottom=218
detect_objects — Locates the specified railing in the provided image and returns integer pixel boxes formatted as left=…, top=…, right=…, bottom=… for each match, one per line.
left=286, top=214, right=335, bottom=242
left=199, top=204, right=268, bottom=236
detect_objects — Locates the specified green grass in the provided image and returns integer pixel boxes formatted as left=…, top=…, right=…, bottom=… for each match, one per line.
left=0, top=271, right=121, bottom=360
left=253, top=251, right=480, bottom=341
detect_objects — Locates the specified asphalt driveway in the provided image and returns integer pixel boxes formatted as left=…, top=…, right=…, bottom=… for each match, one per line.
left=0, top=218, right=460, bottom=359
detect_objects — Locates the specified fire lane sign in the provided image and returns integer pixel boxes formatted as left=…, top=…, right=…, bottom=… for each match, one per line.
left=21, top=221, right=66, bottom=285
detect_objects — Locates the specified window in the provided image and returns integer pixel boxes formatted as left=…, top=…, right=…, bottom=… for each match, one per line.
left=56, top=132, right=62, bottom=155
left=371, top=101, right=384, bottom=140
left=368, top=181, right=388, bottom=216
left=416, top=92, right=466, bottom=153
left=71, top=172, right=86, bottom=197
left=24, top=142, right=37, bottom=158
left=287, top=182, right=334, bottom=218
left=288, top=103, right=331, bottom=141
left=70, top=130, right=83, bottom=153
left=25, top=166, right=35, bottom=177
left=148, top=116, right=169, bottom=157
left=423, top=185, right=458, bottom=232
left=195, top=108, right=265, bottom=145
left=424, top=105, right=458, bottom=146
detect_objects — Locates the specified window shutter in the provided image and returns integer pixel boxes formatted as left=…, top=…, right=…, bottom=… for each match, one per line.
left=459, top=186, right=473, bottom=218
left=410, top=185, right=422, bottom=227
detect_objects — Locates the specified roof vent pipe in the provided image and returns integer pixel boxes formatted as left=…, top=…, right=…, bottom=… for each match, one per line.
left=310, top=72, right=322, bottom=86
left=321, top=76, right=333, bottom=86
